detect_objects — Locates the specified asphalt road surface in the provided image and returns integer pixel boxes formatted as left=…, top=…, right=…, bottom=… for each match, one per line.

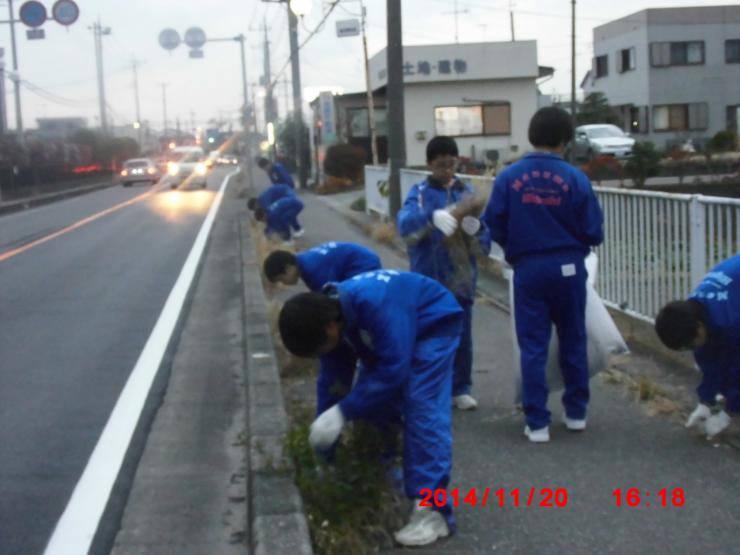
left=0, top=170, right=228, bottom=555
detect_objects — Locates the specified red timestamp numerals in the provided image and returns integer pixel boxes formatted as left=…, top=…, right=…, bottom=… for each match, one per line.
left=419, top=487, right=570, bottom=508
left=612, top=488, right=685, bottom=507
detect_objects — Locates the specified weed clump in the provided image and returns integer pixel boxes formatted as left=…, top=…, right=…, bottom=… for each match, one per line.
left=286, top=420, right=405, bottom=555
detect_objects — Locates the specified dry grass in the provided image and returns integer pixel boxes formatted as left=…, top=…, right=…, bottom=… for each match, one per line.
left=600, top=368, right=683, bottom=418
left=370, top=222, right=397, bottom=245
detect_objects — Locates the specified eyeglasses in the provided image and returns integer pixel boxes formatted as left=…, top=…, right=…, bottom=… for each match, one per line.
left=432, top=159, right=458, bottom=170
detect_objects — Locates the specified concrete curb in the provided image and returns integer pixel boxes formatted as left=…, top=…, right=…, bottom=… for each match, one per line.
left=238, top=208, right=314, bottom=555
left=0, top=180, right=117, bottom=216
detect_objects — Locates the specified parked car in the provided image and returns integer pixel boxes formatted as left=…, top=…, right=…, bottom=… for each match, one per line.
left=167, top=146, right=208, bottom=188
left=120, top=158, right=159, bottom=187
left=571, top=124, right=635, bottom=161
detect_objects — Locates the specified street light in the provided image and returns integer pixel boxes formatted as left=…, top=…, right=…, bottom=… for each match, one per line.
left=289, top=0, right=312, bottom=16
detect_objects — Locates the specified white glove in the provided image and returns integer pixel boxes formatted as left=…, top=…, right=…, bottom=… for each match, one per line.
left=432, top=209, right=458, bottom=237
left=705, top=410, right=731, bottom=438
left=685, top=403, right=711, bottom=428
left=461, top=216, right=481, bottom=236
left=309, top=405, right=345, bottom=450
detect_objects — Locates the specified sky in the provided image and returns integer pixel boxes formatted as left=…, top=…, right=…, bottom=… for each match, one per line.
left=1, top=0, right=738, bottom=133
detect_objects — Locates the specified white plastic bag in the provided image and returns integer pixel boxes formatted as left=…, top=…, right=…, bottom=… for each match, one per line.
left=508, top=253, right=629, bottom=402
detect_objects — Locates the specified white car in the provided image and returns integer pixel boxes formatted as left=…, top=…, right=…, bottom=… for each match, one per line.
left=573, top=124, right=635, bottom=160
left=120, top=158, right=159, bottom=187
left=167, top=146, right=208, bottom=189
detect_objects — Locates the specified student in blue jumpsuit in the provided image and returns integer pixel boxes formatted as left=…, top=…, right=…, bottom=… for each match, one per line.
left=263, top=242, right=382, bottom=415
left=279, top=270, right=462, bottom=547
left=254, top=195, right=304, bottom=241
left=257, top=156, right=296, bottom=189
left=397, top=136, right=491, bottom=411
left=655, top=254, right=740, bottom=437
left=248, top=183, right=303, bottom=236
left=482, top=107, right=604, bottom=443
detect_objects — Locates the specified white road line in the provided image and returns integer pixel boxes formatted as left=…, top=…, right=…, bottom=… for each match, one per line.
left=43, top=170, right=239, bottom=555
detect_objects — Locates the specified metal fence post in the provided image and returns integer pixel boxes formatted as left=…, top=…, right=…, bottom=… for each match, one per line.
left=689, top=195, right=706, bottom=289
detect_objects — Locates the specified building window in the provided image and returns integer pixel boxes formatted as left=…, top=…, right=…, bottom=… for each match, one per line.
left=434, top=103, right=511, bottom=137
left=594, top=55, right=608, bottom=78
left=726, top=40, right=740, bottom=63
left=728, top=106, right=739, bottom=133
left=629, top=106, right=649, bottom=133
left=618, top=48, right=636, bottom=73
left=347, top=108, right=388, bottom=138
left=650, top=41, right=704, bottom=66
left=653, top=103, right=708, bottom=131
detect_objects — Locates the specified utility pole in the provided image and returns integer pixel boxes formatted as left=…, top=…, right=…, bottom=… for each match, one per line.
left=235, top=33, right=255, bottom=188
left=7, top=0, right=22, bottom=141
left=91, top=20, right=111, bottom=135
left=132, top=58, right=142, bottom=147
left=0, top=54, right=7, bottom=134
left=160, top=83, right=168, bottom=137
left=262, top=19, right=276, bottom=136
left=570, top=0, right=577, bottom=163
left=360, top=0, right=378, bottom=165
left=509, top=0, right=516, bottom=41
left=386, top=0, right=405, bottom=218
left=287, top=6, right=307, bottom=188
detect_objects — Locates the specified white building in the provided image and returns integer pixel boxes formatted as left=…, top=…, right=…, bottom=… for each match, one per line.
left=582, top=6, right=740, bottom=150
left=368, top=40, right=552, bottom=166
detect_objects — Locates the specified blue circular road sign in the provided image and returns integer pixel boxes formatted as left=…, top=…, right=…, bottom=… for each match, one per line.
left=158, top=28, right=181, bottom=51
left=19, top=1, right=47, bottom=28
left=52, top=0, right=80, bottom=26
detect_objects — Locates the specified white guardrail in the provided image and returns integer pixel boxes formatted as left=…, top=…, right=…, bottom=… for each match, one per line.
left=364, top=165, right=740, bottom=323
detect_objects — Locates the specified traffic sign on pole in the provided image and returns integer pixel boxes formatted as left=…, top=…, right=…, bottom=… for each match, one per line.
left=336, top=19, right=360, bottom=38
left=184, top=27, right=206, bottom=49
left=52, top=0, right=80, bottom=26
left=158, top=28, right=181, bottom=50
left=26, top=28, right=45, bottom=39
left=19, top=1, right=47, bottom=28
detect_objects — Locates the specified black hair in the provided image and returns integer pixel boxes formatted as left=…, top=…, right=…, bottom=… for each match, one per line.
left=654, top=300, right=705, bottom=350
left=528, top=106, right=574, bottom=148
left=264, top=250, right=298, bottom=282
left=247, top=198, right=258, bottom=211
left=256, top=157, right=270, bottom=169
left=279, top=292, right=342, bottom=357
left=254, top=207, right=267, bottom=221
left=426, top=135, right=459, bottom=163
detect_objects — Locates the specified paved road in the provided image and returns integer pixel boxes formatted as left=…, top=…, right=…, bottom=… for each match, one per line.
left=0, top=171, right=227, bottom=555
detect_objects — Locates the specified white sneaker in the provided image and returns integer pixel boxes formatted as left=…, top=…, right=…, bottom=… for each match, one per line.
left=292, top=228, right=305, bottom=238
left=394, top=504, right=450, bottom=547
left=564, top=416, right=587, bottom=431
left=453, top=394, right=478, bottom=411
left=524, top=426, right=550, bottom=443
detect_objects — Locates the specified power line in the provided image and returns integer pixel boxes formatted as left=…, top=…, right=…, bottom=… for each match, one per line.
left=268, top=0, right=341, bottom=90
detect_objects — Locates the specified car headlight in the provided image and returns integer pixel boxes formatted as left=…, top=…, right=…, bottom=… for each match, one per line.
left=148, top=168, right=156, bottom=175
left=196, top=163, right=207, bottom=176
left=168, top=163, right=179, bottom=176
left=121, top=170, right=128, bottom=176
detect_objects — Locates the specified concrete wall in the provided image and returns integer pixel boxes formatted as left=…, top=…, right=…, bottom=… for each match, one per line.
left=403, top=78, right=538, bottom=166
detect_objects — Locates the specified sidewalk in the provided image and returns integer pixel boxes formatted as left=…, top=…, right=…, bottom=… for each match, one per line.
left=286, top=190, right=740, bottom=554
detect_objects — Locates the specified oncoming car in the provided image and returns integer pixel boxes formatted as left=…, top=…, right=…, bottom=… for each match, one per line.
left=167, top=146, right=208, bottom=189
left=571, top=124, right=636, bottom=161
left=120, top=158, right=159, bottom=187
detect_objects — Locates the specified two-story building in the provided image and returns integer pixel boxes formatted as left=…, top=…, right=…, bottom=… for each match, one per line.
left=582, top=5, right=740, bottom=150
left=311, top=40, right=552, bottom=170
